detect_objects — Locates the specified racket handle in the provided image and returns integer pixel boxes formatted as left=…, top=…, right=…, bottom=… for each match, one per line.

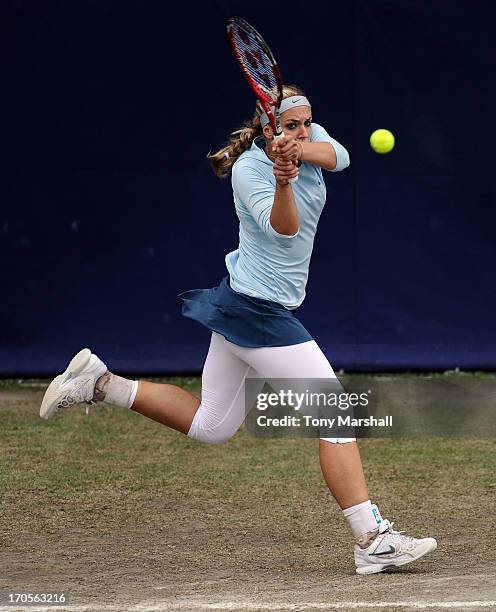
left=273, top=131, right=299, bottom=183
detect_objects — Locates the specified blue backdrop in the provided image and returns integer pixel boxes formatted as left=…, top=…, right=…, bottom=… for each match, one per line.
left=1, top=0, right=495, bottom=375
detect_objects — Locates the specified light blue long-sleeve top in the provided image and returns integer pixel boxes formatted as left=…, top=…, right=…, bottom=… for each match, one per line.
left=225, top=123, right=350, bottom=309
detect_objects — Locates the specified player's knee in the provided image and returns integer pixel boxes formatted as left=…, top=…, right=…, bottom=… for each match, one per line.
left=187, top=407, right=238, bottom=445
left=187, top=426, right=235, bottom=445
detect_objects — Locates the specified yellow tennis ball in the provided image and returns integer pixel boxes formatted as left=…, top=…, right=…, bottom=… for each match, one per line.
left=370, top=129, right=395, bottom=154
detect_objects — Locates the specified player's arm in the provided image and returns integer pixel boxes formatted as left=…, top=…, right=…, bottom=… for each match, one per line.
left=274, top=125, right=350, bottom=172
left=232, top=160, right=299, bottom=241
left=274, top=138, right=338, bottom=170
left=298, top=141, right=337, bottom=170
left=270, top=158, right=299, bottom=235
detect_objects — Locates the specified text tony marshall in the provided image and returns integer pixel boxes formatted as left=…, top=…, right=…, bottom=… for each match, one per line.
left=256, top=415, right=393, bottom=428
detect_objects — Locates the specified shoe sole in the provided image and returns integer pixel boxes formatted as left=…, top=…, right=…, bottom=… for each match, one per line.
left=40, top=348, right=93, bottom=420
left=356, top=538, right=438, bottom=575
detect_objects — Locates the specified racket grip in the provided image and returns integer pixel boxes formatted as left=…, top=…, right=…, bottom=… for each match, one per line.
left=273, top=132, right=299, bottom=183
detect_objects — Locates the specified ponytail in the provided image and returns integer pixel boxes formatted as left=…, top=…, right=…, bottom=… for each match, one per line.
left=207, top=104, right=263, bottom=178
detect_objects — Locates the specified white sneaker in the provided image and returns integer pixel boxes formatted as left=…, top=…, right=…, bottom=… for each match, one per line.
left=354, top=519, right=437, bottom=575
left=40, top=348, right=107, bottom=420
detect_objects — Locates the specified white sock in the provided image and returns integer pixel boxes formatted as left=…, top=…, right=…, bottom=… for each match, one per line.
left=343, top=500, right=383, bottom=540
left=94, top=372, right=139, bottom=409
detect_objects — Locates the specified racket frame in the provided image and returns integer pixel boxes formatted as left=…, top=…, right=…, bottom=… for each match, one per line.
left=227, top=17, right=297, bottom=180
left=227, top=16, right=283, bottom=137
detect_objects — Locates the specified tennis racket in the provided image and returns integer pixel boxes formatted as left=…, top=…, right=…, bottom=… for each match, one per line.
left=227, top=16, right=298, bottom=183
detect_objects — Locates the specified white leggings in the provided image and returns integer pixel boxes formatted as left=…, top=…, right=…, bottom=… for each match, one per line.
left=188, top=332, right=356, bottom=445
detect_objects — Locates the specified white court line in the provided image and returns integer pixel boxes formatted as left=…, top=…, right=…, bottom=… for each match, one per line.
left=1, top=601, right=496, bottom=611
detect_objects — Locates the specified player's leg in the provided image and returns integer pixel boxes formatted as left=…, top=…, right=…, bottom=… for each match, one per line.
left=132, top=332, right=256, bottom=440
left=227, top=339, right=368, bottom=506
left=228, top=339, right=437, bottom=574
left=39, top=347, right=200, bottom=431
left=134, top=332, right=262, bottom=443
left=131, top=381, right=199, bottom=434
left=185, top=332, right=260, bottom=444
left=40, top=334, right=257, bottom=444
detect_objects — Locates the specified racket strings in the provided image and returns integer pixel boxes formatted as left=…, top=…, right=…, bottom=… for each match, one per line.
left=230, top=26, right=280, bottom=102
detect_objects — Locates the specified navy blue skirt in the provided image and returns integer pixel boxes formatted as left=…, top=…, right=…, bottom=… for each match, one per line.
left=178, top=277, right=312, bottom=348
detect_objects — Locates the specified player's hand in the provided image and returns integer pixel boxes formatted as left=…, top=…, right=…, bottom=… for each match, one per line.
left=273, top=136, right=302, bottom=162
left=273, top=156, right=299, bottom=185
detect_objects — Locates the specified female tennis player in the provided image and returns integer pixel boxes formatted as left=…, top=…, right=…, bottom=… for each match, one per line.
left=40, top=86, right=436, bottom=575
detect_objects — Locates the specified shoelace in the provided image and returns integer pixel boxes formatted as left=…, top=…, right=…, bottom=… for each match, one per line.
left=381, top=522, right=417, bottom=553
left=56, top=379, right=93, bottom=413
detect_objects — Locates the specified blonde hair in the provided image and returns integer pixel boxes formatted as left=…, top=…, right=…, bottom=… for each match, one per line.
left=208, top=84, right=306, bottom=178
